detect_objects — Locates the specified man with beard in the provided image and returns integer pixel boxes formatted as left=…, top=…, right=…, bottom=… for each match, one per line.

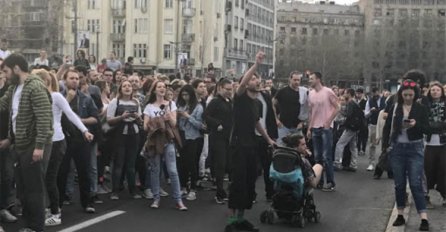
left=59, top=69, right=98, bottom=214
left=364, top=87, right=386, bottom=171
left=0, top=54, right=53, bottom=232
left=225, top=51, right=275, bottom=232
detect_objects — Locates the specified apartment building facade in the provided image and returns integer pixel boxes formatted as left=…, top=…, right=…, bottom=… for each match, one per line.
left=275, top=0, right=364, bottom=85
left=62, top=0, right=226, bottom=76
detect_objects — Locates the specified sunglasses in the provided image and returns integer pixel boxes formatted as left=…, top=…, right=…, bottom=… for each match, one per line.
left=402, top=80, right=417, bottom=87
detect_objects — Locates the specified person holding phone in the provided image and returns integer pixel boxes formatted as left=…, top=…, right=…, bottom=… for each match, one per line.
left=143, top=80, right=187, bottom=211
left=383, top=79, right=431, bottom=231
left=107, top=80, right=143, bottom=200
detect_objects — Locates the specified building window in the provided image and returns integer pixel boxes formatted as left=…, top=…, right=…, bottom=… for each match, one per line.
left=113, top=43, right=126, bottom=59
left=240, top=18, right=244, bottom=30
left=214, top=47, right=219, bottom=62
left=164, top=19, right=173, bottom=34
left=135, top=0, right=148, bottom=9
left=412, top=9, right=420, bottom=17
left=234, top=39, right=238, bottom=50
left=312, top=28, right=318, bottom=35
left=88, top=0, right=98, bottom=9
left=334, top=29, right=339, bottom=35
left=113, top=19, right=126, bottom=33
left=280, top=27, right=285, bottom=33
left=355, top=30, right=360, bottom=37
left=87, top=19, right=100, bottom=32
left=133, top=43, right=147, bottom=58
left=111, top=0, right=126, bottom=9
left=374, top=8, right=382, bottom=17
left=323, top=29, right=329, bottom=35
left=163, top=44, right=171, bottom=59
left=240, top=39, right=244, bottom=51
left=234, top=16, right=239, bottom=29
left=165, top=0, right=173, bottom=8
left=399, top=9, right=408, bottom=17
left=134, top=18, right=148, bottom=33
left=387, top=8, right=395, bottom=16
left=344, top=29, right=350, bottom=35
left=425, top=9, right=433, bottom=15
left=302, top=27, right=307, bottom=34
left=291, top=27, right=296, bottom=33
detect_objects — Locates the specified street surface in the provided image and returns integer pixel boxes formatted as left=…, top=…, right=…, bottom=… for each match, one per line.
left=4, top=156, right=394, bottom=232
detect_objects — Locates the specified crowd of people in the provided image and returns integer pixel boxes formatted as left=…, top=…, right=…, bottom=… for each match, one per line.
left=0, top=48, right=445, bottom=232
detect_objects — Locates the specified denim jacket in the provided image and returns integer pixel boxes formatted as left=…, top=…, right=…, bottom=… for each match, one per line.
left=178, top=104, right=203, bottom=140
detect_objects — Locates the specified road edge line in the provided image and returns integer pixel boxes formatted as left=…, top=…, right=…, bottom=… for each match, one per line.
left=385, top=185, right=412, bottom=232
left=58, top=210, right=126, bottom=232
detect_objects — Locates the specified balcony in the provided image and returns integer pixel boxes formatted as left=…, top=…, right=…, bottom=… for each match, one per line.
left=23, top=12, right=45, bottom=27
left=225, top=48, right=247, bottom=60
left=110, top=33, right=125, bottom=42
left=182, top=8, right=196, bottom=17
left=182, top=33, right=195, bottom=43
left=111, top=9, right=126, bottom=17
left=23, top=0, right=47, bottom=9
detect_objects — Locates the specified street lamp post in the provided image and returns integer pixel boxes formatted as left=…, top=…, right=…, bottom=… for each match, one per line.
left=96, top=25, right=100, bottom=61
left=73, top=0, right=78, bottom=56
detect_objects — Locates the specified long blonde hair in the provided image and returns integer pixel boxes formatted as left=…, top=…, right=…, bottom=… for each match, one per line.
left=32, top=69, right=59, bottom=92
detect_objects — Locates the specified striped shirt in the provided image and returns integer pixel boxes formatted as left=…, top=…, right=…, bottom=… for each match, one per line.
left=0, top=75, right=53, bottom=152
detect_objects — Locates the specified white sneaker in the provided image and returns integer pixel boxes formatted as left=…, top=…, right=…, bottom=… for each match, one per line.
left=367, top=164, right=374, bottom=171
left=186, top=191, right=197, bottom=201
left=160, top=188, right=169, bottom=197
left=45, top=214, right=61, bottom=226
left=143, top=189, right=154, bottom=199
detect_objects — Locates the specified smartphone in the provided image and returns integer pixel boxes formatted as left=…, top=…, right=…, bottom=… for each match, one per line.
left=403, top=119, right=411, bottom=123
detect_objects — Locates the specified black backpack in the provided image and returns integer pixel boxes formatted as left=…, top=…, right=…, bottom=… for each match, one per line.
left=345, top=102, right=366, bottom=131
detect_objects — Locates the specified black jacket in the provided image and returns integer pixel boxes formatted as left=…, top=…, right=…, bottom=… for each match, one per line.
left=204, top=95, right=233, bottom=139
left=383, top=102, right=430, bottom=147
left=259, top=91, right=278, bottom=140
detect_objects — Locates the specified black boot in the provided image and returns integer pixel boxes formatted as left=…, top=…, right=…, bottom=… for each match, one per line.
left=419, top=219, right=429, bottom=231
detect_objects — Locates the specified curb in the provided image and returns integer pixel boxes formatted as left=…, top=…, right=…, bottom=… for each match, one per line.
left=385, top=186, right=412, bottom=232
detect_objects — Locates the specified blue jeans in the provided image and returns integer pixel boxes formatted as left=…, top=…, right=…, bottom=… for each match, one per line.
left=278, top=126, right=302, bottom=145
left=149, top=143, right=181, bottom=201
left=311, top=127, right=335, bottom=185
left=390, top=141, right=426, bottom=213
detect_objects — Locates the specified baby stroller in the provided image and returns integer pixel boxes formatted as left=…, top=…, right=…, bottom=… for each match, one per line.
left=260, top=146, right=321, bottom=228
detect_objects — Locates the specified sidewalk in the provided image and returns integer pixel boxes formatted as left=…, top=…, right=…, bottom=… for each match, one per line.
left=386, top=191, right=446, bottom=232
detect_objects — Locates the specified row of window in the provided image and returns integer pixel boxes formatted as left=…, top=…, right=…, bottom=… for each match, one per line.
left=247, top=23, right=273, bottom=44
left=278, top=15, right=363, bottom=27
left=108, top=0, right=176, bottom=10
left=111, top=43, right=174, bottom=59
left=233, top=16, right=245, bottom=30
left=374, top=8, right=446, bottom=17
left=247, top=4, right=274, bottom=27
left=374, top=0, right=446, bottom=4
left=279, top=26, right=361, bottom=37
left=86, top=18, right=181, bottom=35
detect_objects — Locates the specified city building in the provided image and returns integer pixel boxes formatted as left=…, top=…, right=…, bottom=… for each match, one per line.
left=275, top=0, right=364, bottom=86
left=62, top=0, right=226, bottom=76
left=0, top=0, right=64, bottom=63
left=246, top=0, right=275, bottom=78
left=359, top=0, right=446, bottom=90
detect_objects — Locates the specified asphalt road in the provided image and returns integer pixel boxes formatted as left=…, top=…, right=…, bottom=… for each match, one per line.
left=3, top=155, right=395, bottom=232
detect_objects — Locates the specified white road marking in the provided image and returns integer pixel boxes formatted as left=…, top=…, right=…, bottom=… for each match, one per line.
left=58, top=210, right=126, bottom=232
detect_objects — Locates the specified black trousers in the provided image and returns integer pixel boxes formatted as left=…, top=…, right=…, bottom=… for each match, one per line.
left=357, top=127, right=368, bottom=153
left=15, top=143, right=52, bottom=232
left=228, top=146, right=258, bottom=210
left=46, top=140, right=67, bottom=214
left=58, top=139, right=92, bottom=208
left=178, top=138, right=200, bottom=190
left=112, top=133, right=140, bottom=194
left=0, top=147, right=15, bottom=210
left=209, top=134, right=229, bottom=198
left=256, top=136, right=274, bottom=199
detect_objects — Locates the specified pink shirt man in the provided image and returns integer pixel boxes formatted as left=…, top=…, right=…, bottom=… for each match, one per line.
left=308, top=86, right=338, bottom=128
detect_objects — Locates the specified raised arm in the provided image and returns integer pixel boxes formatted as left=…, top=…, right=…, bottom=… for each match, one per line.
left=236, top=51, right=264, bottom=96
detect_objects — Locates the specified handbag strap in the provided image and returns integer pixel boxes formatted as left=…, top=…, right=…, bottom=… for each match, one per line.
left=390, top=103, right=398, bottom=140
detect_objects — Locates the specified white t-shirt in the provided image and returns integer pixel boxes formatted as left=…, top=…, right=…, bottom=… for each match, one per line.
left=12, top=84, right=24, bottom=134
left=143, top=102, right=177, bottom=118
left=0, top=49, right=11, bottom=59
left=52, top=92, right=88, bottom=142
left=34, top=58, right=49, bottom=66
left=107, top=98, right=142, bottom=134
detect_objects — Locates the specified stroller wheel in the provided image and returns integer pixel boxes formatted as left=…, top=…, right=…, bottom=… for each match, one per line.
left=260, top=211, right=268, bottom=224
left=266, top=210, right=275, bottom=224
left=314, top=211, right=321, bottom=223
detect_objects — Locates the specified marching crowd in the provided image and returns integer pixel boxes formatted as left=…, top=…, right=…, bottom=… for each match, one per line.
left=0, top=47, right=445, bottom=232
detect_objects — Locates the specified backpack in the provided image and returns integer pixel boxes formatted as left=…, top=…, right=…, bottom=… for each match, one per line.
left=345, top=102, right=366, bottom=131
